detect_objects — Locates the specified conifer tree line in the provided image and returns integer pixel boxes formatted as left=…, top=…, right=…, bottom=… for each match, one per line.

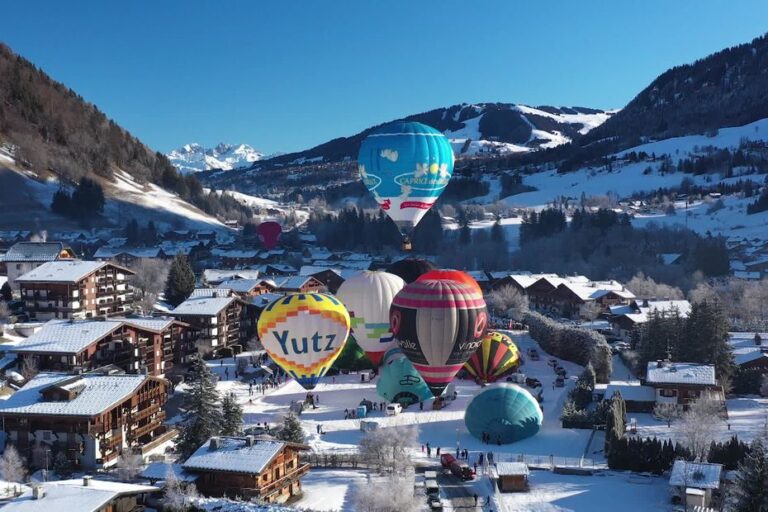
left=525, top=311, right=612, bottom=382
left=176, top=356, right=244, bottom=458
left=50, top=177, right=105, bottom=221
left=164, top=254, right=196, bottom=307
left=633, top=300, right=734, bottom=380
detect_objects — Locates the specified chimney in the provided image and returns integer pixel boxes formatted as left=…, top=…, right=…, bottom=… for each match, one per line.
left=83, top=475, right=92, bottom=487
left=32, top=485, right=45, bottom=500
left=209, top=437, right=220, bottom=450
left=245, top=435, right=255, bottom=447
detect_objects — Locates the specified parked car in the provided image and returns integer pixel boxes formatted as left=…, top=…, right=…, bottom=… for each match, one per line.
left=555, top=376, right=565, bottom=387
left=527, top=348, right=540, bottom=361
left=386, top=403, right=402, bottom=416
left=525, top=377, right=542, bottom=388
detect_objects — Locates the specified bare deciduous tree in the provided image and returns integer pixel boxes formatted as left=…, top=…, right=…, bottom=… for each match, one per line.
left=653, top=403, right=681, bottom=428
left=579, top=301, right=602, bottom=321
left=0, top=445, right=26, bottom=495
left=678, top=395, right=724, bottom=461
left=116, top=451, right=144, bottom=481
left=626, top=273, right=684, bottom=300
left=487, top=285, right=529, bottom=321
left=164, top=466, right=200, bottom=512
left=353, top=473, right=422, bottom=512
left=359, top=425, right=418, bottom=474
left=129, top=259, right=171, bottom=314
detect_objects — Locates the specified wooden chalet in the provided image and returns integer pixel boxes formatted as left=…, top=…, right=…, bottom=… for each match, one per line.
left=171, top=291, right=252, bottom=356
left=3, top=478, right=159, bottom=512
left=17, top=260, right=135, bottom=320
left=644, top=361, right=724, bottom=408
left=182, top=436, right=310, bottom=503
left=0, top=373, right=169, bottom=469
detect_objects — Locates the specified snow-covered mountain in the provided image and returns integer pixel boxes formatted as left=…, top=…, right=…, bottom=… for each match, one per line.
left=167, top=142, right=264, bottom=174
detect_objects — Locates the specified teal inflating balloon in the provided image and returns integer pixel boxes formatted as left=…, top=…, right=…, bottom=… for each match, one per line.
left=464, top=384, right=542, bottom=444
left=376, top=348, right=433, bottom=406
left=358, top=122, right=454, bottom=238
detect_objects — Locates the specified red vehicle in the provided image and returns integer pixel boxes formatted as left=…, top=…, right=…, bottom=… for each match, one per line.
left=440, top=454, right=475, bottom=480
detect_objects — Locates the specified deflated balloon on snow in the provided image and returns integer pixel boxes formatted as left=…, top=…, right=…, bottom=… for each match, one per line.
left=257, top=293, right=350, bottom=390
left=464, top=384, right=542, bottom=444
left=376, top=348, right=433, bottom=406
left=358, top=122, right=454, bottom=239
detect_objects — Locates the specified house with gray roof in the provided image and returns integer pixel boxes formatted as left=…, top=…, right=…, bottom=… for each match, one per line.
left=171, top=294, right=254, bottom=355
left=645, top=361, right=723, bottom=408
left=1, top=241, right=76, bottom=290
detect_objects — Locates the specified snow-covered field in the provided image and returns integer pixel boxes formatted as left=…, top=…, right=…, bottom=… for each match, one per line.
left=500, top=470, right=669, bottom=512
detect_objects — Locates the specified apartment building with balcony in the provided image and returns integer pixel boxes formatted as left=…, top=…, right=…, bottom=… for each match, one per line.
left=17, top=260, right=135, bottom=320
left=0, top=372, right=169, bottom=469
left=171, top=290, right=251, bottom=357
left=11, top=317, right=193, bottom=377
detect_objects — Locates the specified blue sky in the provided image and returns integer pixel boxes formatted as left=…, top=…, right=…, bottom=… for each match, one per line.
left=2, top=1, right=767, bottom=154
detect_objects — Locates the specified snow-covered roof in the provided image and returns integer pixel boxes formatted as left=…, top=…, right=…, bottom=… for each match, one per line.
left=3, top=479, right=158, bottom=512
left=190, top=288, right=233, bottom=298
left=646, top=362, right=716, bottom=386
left=660, top=253, right=682, bottom=265
left=616, top=300, right=693, bottom=324
left=140, top=462, right=197, bottom=482
left=496, top=462, right=529, bottom=476
left=669, top=461, right=722, bottom=489
left=734, top=271, right=762, bottom=280
left=121, top=317, right=180, bottom=333
left=299, top=265, right=341, bottom=277
left=0, top=373, right=151, bottom=417
left=729, top=260, right=747, bottom=271
left=3, top=479, right=160, bottom=512
left=274, top=276, right=315, bottom=290
left=11, top=319, right=123, bottom=354
left=203, top=269, right=261, bottom=284
left=1, top=242, right=70, bottom=263
left=466, top=271, right=489, bottom=283
left=250, top=293, right=286, bottom=308
left=15, top=261, right=109, bottom=283
left=219, top=279, right=262, bottom=293
left=93, top=246, right=163, bottom=259
left=182, top=437, right=288, bottom=475
left=172, top=296, right=236, bottom=316
left=729, top=332, right=768, bottom=366
left=265, top=264, right=298, bottom=273
left=605, top=382, right=655, bottom=402
left=211, top=248, right=259, bottom=259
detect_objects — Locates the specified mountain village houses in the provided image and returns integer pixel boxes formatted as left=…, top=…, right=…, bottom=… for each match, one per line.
left=0, top=242, right=77, bottom=290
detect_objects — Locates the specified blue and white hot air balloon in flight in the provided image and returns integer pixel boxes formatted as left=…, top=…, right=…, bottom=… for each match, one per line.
left=358, top=121, right=454, bottom=250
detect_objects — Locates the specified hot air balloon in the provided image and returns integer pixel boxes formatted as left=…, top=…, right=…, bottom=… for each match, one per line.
left=464, top=384, right=542, bottom=444
left=331, top=334, right=372, bottom=372
left=256, top=221, right=282, bottom=250
left=358, top=122, right=454, bottom=250
left=464, top=331, right=520, bottom=384
left=417, top=269, right=482, bottom=294
left=336, top=271, right=405, bottom=366
left=376, top=348, right=433, bottom=406
left=390, top=279, right=488, bottom=396
left=257, top=293, right=350, bottom=390
left=386, top=258, right=435, bottom=284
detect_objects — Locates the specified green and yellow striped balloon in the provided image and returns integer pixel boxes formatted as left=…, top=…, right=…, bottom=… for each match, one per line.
left=464, top=331, right=520, bottom=383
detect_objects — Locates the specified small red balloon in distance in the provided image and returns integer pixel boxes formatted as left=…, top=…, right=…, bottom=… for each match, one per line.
left=256, top=221, right=282, bottom=250
left=417, top=269, right=482, bottom=294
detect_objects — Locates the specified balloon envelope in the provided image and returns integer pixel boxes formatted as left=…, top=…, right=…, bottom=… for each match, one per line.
left=257, top=293, right=350, bottom=390
left=464, top=384, right=543, bottom=444
left=386, top=258, right=435, bottom=284
left=464, top=331, right=520, bottom=383
left=376, top=348, right=433, bottom=406
left=336, top=271, right=405, bottom=366
left=256, top=221, right=282, bottom=250
left=390, top=279, right=488, bottom=396
left=358, top=122, right=454, bottom=236
left=417, top=269, right=482, bottom=295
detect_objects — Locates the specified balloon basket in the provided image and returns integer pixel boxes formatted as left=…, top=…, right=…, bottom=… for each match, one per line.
left=401, top=237, right=412, bottom=251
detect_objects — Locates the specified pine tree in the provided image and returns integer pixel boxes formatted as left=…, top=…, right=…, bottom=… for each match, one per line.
left=164, top=254, right=195, bottom=307
left=53, top=451, right=72, bottom=478
left=220, top=394, right=243, bottom=436
left=125, top=219, right=140, bottom=244
left=0, top=282, right=11, bottom=302
left=734, top=438, right=768, bottom=511
left=680, top=300, right=735, bottom=380
left=177, top=356, right=222, bottom=457
left=277, top=413, right=305, bottom=444
left=491, top=218, right=505, bottom=245
left=50, top=188, right=72, bottom=216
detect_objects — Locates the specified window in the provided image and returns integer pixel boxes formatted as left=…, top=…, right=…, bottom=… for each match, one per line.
left=43, top=431, right=51, bottom=441
left=659, top=388, right=677, bottom=398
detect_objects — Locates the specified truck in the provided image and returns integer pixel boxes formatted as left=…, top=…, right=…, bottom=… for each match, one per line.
left=440, top=453, right=475, bottom=480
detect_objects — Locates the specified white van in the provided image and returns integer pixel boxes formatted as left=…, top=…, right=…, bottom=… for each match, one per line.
left=386, top=403, right=402, bottom=415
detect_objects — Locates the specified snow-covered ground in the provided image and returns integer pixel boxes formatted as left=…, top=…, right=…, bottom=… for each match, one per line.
left=500, top=470, right=669, bottom=512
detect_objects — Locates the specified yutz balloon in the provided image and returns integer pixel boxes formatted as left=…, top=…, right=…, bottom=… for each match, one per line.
left=390, top=279, right=488, bottom=396
left=257, top=293, right=351, bottom=390
left=256, top=221, right=282, bottom=250
left=358, top=122, right=454, bottom=249
left=336, top=271, right=405, bottom=367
